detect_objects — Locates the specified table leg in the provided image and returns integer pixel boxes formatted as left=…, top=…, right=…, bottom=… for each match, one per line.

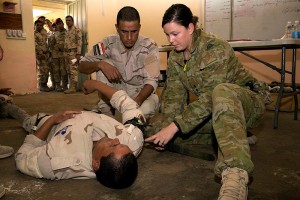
left=274, top=47, right=286, bottom=129
left=292, top=48, right=298, bottom=120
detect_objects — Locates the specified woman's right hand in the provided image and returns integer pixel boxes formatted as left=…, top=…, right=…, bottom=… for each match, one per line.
left=145, top=122, right=179, bottom=147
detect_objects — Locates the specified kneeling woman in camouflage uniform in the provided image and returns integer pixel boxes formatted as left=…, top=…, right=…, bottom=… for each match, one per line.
left=145, top=4, right=270, bottom=200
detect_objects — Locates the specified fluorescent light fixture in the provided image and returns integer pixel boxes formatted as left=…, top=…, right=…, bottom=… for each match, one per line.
left=32, top=9, right=53, bottom=17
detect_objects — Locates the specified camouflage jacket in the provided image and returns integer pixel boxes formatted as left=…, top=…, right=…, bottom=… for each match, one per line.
left=49, top=30, right=66, bottom=58
left=65, top=26, right=82, bottom=55
left=159, top=29, right=270, bottom=134
left=34, top=30, right=47, bottom=57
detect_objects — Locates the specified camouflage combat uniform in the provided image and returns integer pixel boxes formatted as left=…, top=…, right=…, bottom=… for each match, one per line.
left=15, top=90, right=144, bottom=179
left=34, top=29, right=49, bottom=91
left=47, top=30, right=57, bottom=90
left=81, top=34, right=160, bottom=119
left=152, top=29, right=271, bottom=176
left=64, top=25, right=82, bottom=93
left=49, top=29, right=67, bottom=91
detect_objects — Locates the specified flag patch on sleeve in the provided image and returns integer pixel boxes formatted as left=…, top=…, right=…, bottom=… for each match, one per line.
left=93, top=42, right=105, bottom=56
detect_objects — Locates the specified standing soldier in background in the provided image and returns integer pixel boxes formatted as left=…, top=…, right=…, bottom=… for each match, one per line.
left=37, top=16, right=48, bottom=37
left=47, top=22, right=57, bottom=91
left=34, top=20, right=50, bottom=92
left=49, top=18, right=67, bottom=92
left=38, top=16, right=55, bottom=90
left=64, top=15, right=82, bottom=94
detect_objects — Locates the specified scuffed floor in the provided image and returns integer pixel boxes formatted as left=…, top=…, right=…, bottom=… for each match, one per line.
left=0, top=92, right=300, bottom=200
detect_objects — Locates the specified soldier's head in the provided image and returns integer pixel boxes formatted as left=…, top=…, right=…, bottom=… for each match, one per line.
left=55, top=18, right=64, bottom=31
left=37, top=16, right=46, bottom=24
left=65, top=15, right=74, bottom=29
left=162, top=4, right=197, bottom=52
left=34, top=20, right=44, bottom=32
left=92, top=137, right=138, bottom=189
left=115, top=6, right=141, bottom=49
left=51, top=23, right=57, bottom=31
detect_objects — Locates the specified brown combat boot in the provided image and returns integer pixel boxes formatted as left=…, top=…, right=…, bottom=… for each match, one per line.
left=64, top=82, right=77, bottom=94
left=39, top=83, right=50, bottom=92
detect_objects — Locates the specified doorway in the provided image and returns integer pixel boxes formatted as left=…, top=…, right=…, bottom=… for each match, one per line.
left=32, top=0, right=88, bottom=90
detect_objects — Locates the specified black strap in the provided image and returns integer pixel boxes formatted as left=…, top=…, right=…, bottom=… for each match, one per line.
left=124, top=117, right=149, bottom=133
left=35, top=113, right=49, bottom=126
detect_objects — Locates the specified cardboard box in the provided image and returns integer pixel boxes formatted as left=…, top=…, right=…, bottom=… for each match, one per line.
left=266, top=93, right=300, bottom=111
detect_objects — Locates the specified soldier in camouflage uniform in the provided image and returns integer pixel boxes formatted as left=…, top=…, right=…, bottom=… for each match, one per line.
left=64, top=15, right=82, bottom=94
left=79, top=6, right=160, bottom=120
left=37, top=16, right=48, bottom=37
left=49, top=18, right=67, bottom=92
left=34, top=20, right=50, bottom=92
left=47, top=22, right=57, bottom=91
left=38, top=16, right=55, bottom=90
left=145, top=4, right=271, bottom=200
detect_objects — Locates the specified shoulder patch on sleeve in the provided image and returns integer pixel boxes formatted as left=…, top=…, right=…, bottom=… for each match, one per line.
left=144, top=53, right=160, bottom=77
left=93, top=42, right=105, bottom=56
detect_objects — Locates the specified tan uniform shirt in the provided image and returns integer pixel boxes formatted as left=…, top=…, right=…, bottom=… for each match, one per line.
left=34, top=30, right=47, bottom=58
left=49, top=30, right=66, bottom=58
left=65, top=26, right=82, bottom=55
left=81, top=34, right=160, bottom=97
left=15, top=91, right=144, bottom=179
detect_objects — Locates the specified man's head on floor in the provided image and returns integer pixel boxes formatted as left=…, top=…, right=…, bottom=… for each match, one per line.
left=92, top=137, right=138, bottom=189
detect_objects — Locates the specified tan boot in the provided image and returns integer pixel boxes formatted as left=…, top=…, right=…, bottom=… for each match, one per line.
left=218, top=167, right=249, bottom=200
left=64, top=82, right=77, bottom=94
left=0, top=145, right=14, bottom=159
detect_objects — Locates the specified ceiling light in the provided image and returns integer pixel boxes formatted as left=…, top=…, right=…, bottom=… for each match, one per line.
left=32, top=9, right=53, bottom=17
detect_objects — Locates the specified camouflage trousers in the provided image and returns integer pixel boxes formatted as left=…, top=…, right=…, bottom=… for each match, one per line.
left=53, top=57, right=67, bottom=84
left=65, top=53, right=78, bottom=84
left=212, top=83, right=265, bottom=175
left=171, top=83, right=265, bottom=176
left=36, top=58, right=49, bottom=84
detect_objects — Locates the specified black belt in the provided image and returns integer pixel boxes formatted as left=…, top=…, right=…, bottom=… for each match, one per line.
left=124, top=117, right=148, bottom=133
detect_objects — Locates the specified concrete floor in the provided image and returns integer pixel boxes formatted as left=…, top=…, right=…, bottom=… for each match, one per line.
left=0, top=92, right=300, bottom=200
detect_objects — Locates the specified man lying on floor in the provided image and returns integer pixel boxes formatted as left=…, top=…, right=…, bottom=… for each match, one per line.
left=12, top=80, right=146, bottom=189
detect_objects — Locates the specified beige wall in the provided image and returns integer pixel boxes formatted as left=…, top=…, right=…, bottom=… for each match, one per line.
left=0, top=0, right=299, bottom=94
left=85, top=0, right=202, bottom=72
left=86, top=0, right=202, bottom=48
left=0, top=0, right=37, bottom=94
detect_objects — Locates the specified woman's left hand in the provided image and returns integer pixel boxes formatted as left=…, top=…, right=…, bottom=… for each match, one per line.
left=145, top=122, right=179, bottom=147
